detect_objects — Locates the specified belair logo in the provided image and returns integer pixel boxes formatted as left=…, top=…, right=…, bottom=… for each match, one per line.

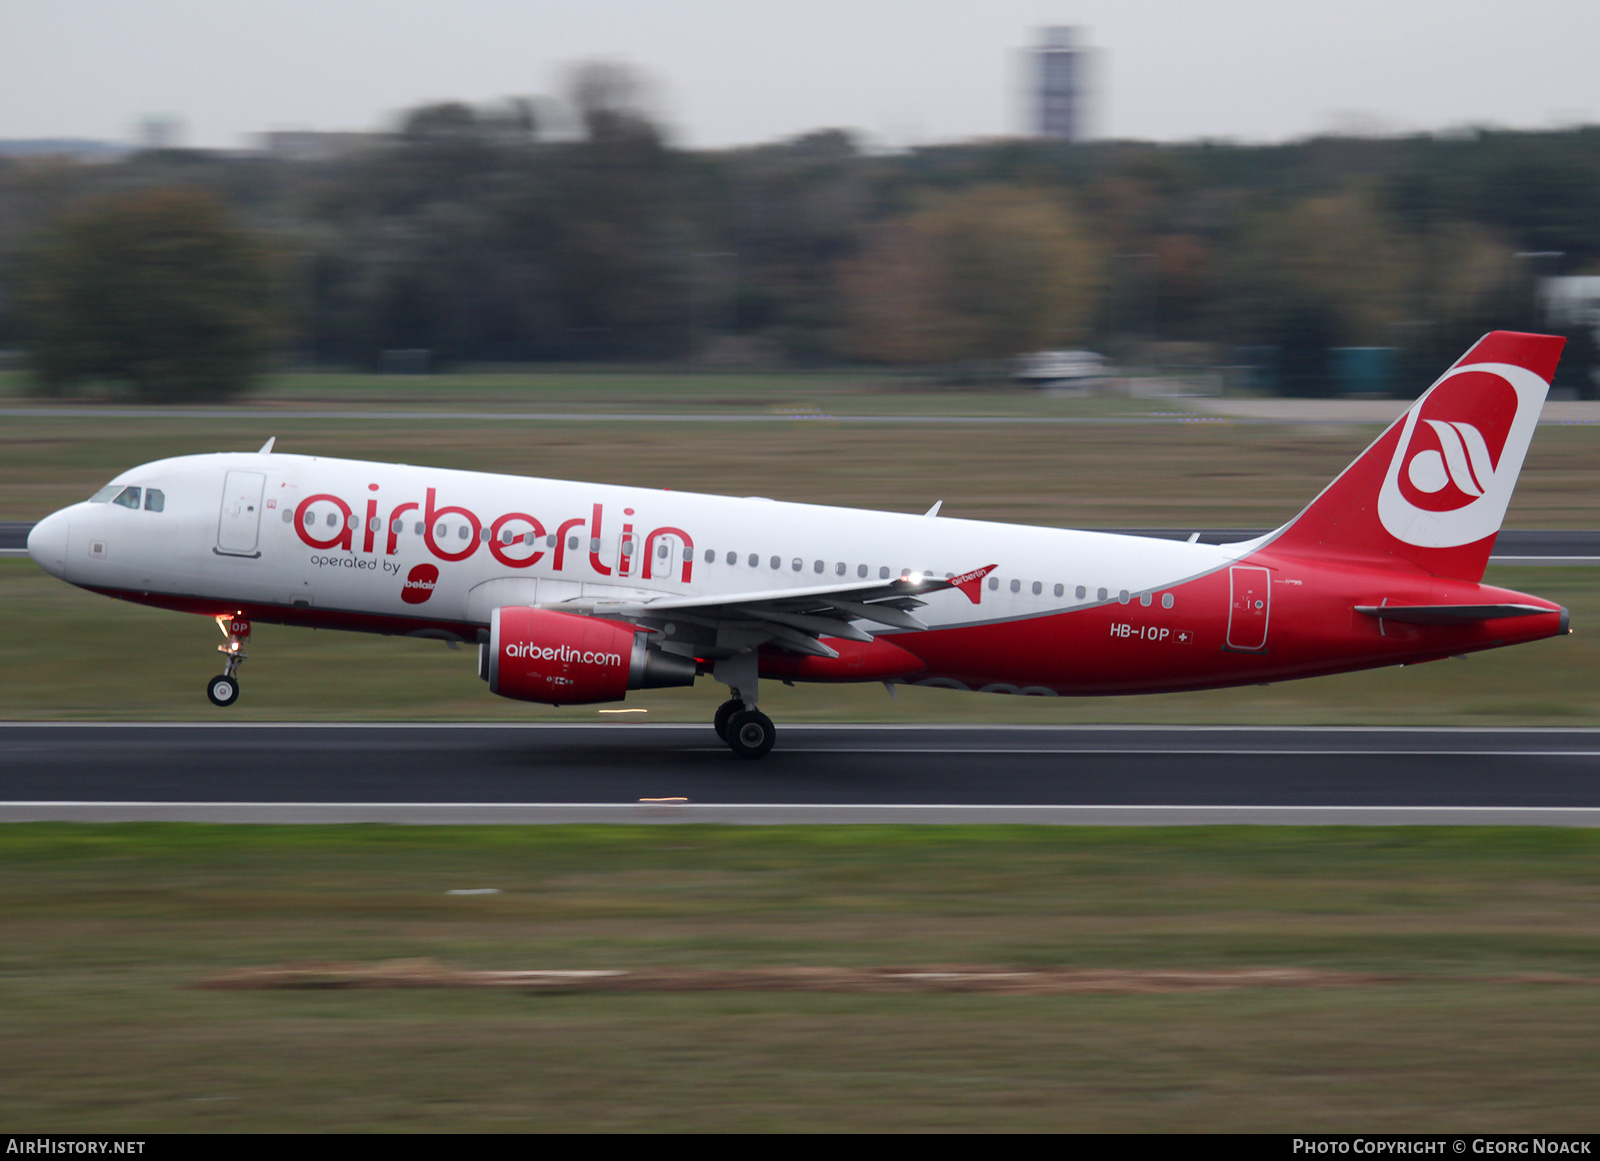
left=1378, top=362, right=1548, bottom=548
left=401, top=563, right=439, bottom=604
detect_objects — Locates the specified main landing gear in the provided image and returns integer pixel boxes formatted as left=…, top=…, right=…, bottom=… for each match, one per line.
left=714, top=695, right=776, bottom=759
left=207, top=614, right=250, bottom=708
left=712, top=653, right=775, bottom=759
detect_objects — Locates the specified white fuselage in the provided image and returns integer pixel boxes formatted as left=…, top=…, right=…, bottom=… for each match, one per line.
left=31, top=452, right=1243, bottom=638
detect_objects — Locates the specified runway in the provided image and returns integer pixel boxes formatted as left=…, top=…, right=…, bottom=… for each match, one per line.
left=4, top=723, right=1600, bottom=825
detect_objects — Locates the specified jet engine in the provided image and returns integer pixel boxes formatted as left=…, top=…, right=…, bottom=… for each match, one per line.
left=485, top=606, right=697, bottom=706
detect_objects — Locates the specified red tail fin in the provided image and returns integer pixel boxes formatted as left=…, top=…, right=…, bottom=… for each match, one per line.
left=1263, top=331, right=1564, bottom=581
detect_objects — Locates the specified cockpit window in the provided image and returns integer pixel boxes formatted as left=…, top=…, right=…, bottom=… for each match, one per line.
left=143, top=488, right=164, bottom=512
left=111, top=486, right=141, bottom=509
left=89, top=485, right=122, bottom=503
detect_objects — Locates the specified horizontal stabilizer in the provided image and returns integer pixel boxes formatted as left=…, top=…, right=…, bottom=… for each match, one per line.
left=1354, top=603, right=1553, bottom=625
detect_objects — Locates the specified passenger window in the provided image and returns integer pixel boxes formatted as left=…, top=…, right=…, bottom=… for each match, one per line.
left=1054, top=583, right=1064, bottom=597
left=568, top=536, right=579, bottom=551
left=112, top=486, right=141, bottom=509
left=331, top=514, right=343, bottom=529
left=1010, top=579, right=1021, bottom=594
left=657, top=543, right=669, bottom=559
left=459, top=526, right=470, bottom=541
left=814, top=560, right=824, bottom=574
left=727, top=551, right=737, bottom=565
left=1032, top=581, right=1042, bottom=595
left=988, top=577, right=999, bottom=591
left=704, top=549, right=715, bottom=564
left=282, top=509, right=293, bottom=523
left=770, top=556, right=780, bottom=569
left=879, top=566, right=890, bottom=579
left=371, top=518, right=381, bottom=532
left=143, top=488, right=165, bottom=512
left=1140, top=592, right=1152, bottom=607
left=1076, top=585, right=1086, bottom=600
left=1162, top=593, right=1175, bottom=609
left=547, top=535, right=557, bottom=548
left=1097, top=587, right=1108, bottom=601
left=835, top=562, right=846, bottom=576
left=748, top=553, right=758, bottom=567
left=858, top=564, right=868, bottom=578
left=1119, top=590, right=1130, bottom=604
left=792, top=558, right=802, bottom=572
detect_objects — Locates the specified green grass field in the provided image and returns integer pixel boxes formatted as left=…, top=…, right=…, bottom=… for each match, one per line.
left=3, top=824, right=1599, bottom=1132
left=3, top=378, right=1597, bottom=723
left=4, top=374, right=1599, bottom=1132
left=1, top=558, right=1594, bottom=724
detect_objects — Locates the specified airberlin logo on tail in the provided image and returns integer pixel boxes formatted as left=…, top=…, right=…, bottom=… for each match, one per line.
left=1406, top=418, right=1498, bottom=499
left=401, top=563, right=439, bottom=604
left=1378, top=362, right=1548, bottom=548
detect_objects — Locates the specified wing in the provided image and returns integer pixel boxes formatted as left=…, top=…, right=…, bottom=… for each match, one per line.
left=554, top=564, right=998, bottom=659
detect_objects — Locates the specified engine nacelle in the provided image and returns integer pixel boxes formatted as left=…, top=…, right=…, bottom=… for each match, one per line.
left=487, top=607, right=697, bottom=706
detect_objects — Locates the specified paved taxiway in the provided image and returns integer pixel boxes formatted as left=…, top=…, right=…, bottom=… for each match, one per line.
left=3, top=723, right=1600, bottom=825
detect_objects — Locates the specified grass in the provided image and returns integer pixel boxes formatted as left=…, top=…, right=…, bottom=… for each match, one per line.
left=1, top=557, right=1593, bottom=724
left=2, top=824, right=1599, bottom=1131
left=5, top=376, right=1600, bottom=1130
left=3, top=385, right=1596, bottom=723
left=5, top=401, right=1600, bottom=527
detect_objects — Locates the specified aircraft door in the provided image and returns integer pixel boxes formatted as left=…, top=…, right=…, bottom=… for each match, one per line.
left=645, top=531, right=689, bottom=585
left=1226, top=566, right=1271, bottom=651
left=217, top=470, right=266, bottom=557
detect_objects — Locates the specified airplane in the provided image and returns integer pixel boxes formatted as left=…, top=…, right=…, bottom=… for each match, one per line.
left=24, top=331, right=1572, bottom=759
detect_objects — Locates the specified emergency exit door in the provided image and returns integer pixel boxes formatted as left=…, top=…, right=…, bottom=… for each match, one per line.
left=216, top=470, right=266, bottom=556
left=1226, top=566, right=1271, bottom=651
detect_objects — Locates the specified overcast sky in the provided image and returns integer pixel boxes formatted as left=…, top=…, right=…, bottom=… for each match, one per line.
left=6, top=0, right=1600, bottom=150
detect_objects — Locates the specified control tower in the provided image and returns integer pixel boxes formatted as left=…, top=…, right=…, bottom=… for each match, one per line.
left=1034, top=26, right=1084, bottom=142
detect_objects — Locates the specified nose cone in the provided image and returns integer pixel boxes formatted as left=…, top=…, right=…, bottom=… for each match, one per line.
left=27, top=511, right=69, bottom=579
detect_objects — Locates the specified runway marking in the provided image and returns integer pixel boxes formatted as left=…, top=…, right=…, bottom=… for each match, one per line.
left=685, top=748, right=1600, bottom=757
left=7, top=722, right=1600, bottom=734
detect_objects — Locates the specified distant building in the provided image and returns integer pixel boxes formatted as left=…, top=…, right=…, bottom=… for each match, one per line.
left=258, top=131, right=380, bottom=164
left=138, top=115, right=184, bottom=150
left=1541, top=276, right=1600, bottom=335
left=1034, top=26, right=1085, bottom=142
left=0, top=139, right=129, bottom=162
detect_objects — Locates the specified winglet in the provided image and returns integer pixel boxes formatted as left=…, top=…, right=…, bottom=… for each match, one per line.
left=924, top=501, right=942, bottom=517
left=258, top=437, right=276, bottom=455
left=949, top=563, right=997, bottom=604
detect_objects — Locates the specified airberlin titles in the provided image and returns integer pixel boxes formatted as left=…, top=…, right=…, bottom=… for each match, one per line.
left=293, top=486, right=694, bottom=589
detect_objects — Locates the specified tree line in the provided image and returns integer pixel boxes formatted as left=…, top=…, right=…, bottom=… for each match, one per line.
left=4, top=65, right=1600, bottom=398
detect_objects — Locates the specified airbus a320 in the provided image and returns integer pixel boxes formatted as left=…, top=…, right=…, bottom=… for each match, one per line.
left=26, top=331, right=1571, bottom=758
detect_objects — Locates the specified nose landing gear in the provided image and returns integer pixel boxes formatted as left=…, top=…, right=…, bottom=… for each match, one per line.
left=207, top=614, right=250, bottom=708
